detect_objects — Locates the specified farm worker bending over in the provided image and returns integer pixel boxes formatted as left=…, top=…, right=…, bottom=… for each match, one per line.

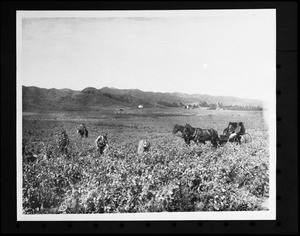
left=137, top=139, right=151, bottom=155
left=95, top=134, right=109, bottom=155
left=77, top=123, right=88, bottom=138
left=58, top=130, right=69, bottom=155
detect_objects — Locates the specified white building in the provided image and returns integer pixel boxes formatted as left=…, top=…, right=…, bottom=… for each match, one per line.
left=138, top=105, right=143, bottom=109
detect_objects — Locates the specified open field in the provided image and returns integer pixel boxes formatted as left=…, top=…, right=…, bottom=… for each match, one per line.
left=21, top=108, right=270, bottom=213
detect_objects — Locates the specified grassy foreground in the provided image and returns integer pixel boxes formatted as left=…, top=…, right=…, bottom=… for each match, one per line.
left=22, top=109, right=270, bottom=213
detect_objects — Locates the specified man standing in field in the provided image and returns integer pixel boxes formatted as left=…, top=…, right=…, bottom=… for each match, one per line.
left=58, top=130, right=69, bottom=155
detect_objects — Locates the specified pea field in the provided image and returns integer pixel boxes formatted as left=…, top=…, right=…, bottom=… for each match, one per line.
left=21, top=108, right=270, bottom=214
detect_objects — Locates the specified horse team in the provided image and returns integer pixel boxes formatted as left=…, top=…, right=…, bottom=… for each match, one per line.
left=57, top=121, right=246, bottom=157
left=172, top=122, right=246, bottom=147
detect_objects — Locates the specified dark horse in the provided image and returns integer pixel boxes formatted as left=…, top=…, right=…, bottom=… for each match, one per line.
left=182, top=123, right=219, bottom=147
left=172, top=124, right=185, bottom=135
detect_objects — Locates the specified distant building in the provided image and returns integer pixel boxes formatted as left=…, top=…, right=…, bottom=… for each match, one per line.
left=115, top=108, right=125, bottom=113
left=138, top=105, right=143, bottom=109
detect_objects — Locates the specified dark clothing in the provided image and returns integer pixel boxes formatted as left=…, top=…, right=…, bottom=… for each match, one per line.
left=58, top=132, right=69, bottom=154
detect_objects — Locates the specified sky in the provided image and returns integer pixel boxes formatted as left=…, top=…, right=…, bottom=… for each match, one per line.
left=18, top=10, right=276, bottom=101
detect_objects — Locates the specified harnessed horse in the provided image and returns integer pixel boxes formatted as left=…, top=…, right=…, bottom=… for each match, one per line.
left=172, top=124, right=185, bottom=135
left=182, top=123, right=219, bottom=147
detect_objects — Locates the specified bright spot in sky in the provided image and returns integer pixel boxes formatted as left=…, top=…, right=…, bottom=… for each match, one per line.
left=203, top=63, right=208, bottom=68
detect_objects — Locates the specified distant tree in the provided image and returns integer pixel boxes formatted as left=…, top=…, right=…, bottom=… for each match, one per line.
left=218, top=102, right=224, bottom=108
left=199, top=101, right=209, bottom=107
left=208, top=103, right=217, bottom=110
left=221, top=104, right=263, bottom=111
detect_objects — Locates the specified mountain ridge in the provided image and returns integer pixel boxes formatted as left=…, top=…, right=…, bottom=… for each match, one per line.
left=22, top=85, right=263, bottom=111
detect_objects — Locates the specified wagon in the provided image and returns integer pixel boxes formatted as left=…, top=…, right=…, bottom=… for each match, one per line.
left=218, top=132, right=252, bottom=145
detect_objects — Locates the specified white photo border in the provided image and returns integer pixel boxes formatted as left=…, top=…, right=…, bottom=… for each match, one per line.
left=16, top=9, right=276, bottom=221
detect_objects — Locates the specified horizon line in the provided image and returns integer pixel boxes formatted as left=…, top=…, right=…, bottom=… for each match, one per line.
left=21, top=84, right=263, bottom=102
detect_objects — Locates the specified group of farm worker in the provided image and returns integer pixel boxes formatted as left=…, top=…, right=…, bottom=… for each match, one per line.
left=57, top=121, right=245, bottom=156
left=57, top=123, right=151, bottom=157
left=57, top=123, right=108, bottom=156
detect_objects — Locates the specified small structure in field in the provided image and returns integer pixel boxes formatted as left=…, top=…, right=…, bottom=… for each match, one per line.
left=137, top=105, right=144, bottom=109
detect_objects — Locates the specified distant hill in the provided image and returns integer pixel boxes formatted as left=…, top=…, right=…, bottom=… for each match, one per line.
left=99, top=87, right=263, bottom=107
left=22, top=86, right=130, bottom=111
left=22, top=86, right=263, bottom=111
left=168, top=92, right=263, bottom=107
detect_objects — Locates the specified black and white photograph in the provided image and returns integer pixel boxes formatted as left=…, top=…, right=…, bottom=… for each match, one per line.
left=17, top=10, right=276, bottom=221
